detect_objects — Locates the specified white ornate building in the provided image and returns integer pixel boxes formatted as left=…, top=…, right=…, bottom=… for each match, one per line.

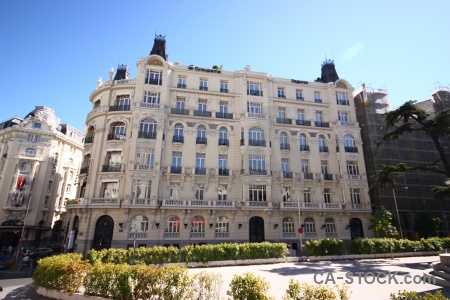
left=66, top=35, right=373, bottom=255
left=0, top=106, right=84, bottom=250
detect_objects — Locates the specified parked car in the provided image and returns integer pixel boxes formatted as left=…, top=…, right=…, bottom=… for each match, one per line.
left=48, top=244, right=63, bottom=253
left=29, top=248, right=53, bottom=258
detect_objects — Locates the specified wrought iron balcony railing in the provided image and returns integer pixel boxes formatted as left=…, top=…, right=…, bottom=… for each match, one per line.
left=199, top=86, right=208, bottom=91
left=276, top=118, right=292, bottom=124
left=220, top=88, right=229, bottom=93
left=296, top=120, right=311, bottom=126
left=248, top=139, right=266, bottom=147
left=315, top=121, right=329, bottom=128
left=171, top=108, right=189, bottom=115
left=107, top=133, right=126, bottom=141
left=177, top=83, right=187, bottom=89
left=323, top=173, right=334, bottom=180
left=146, top=78, right=162, bottom=85
left=196, top=137, right=207, bottom=145
left=138, top=131, right=156, bottom=139
left=300, top=145, right=310, bottom=151
left=173, top=136, right=184, bottom=143
left=218, top=139, right=229, bottom=146
left=345, top=146, right=358, bottom=153
left=249, top=168, right=267, bottom=175
left=102, top=164, right=122, bottom=172
left=247, top=90, right=263, bottom=96
left=240, top=139, right=245, bottom=146
left=84, top=136, right=94, bottom=144
left=170, top=166, right=182, bottom=174
left=195, top=167, right=206, bottom=175
left=319, top=146, right=328, bottom=153
left=283, top=171, right=293, bottom=178
left=79, top=167, right=89, bottom=174
left=218, top=168, right=229, bottom=176
left=194, top=110, right=211, bottom=117
left=216, top=112, right=233, bottom=119
left=280, top=143, right=290, bottom=150
left=109, top=105, right=130, bottom=112
left=303, top=172, right=314, bottom=179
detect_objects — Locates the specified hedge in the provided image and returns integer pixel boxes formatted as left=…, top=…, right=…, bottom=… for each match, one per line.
left=350, top=237, right=450, bottom=255
left=305, top=239, right=345, bottom=256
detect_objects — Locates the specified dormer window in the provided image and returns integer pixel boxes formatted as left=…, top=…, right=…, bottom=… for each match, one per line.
left=33, top=123, right=41, bottom=129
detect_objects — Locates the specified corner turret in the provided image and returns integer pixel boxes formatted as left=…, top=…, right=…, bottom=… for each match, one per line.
left=320, top=59, right=339, bottom=83
left=150, top=34, right=167, bottom=60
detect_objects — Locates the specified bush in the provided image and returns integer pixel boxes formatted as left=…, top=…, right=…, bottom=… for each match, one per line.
left=283, top=278, right=350, bottom=300
left=33, top=253, right=91, bottom=294
left=305, top=239, right=344, bottom=256
left=390, top=290, right=447, bottom=300
left=227, top=272, right=274, bottom=300
left=190, top=271, right=223, bottom=300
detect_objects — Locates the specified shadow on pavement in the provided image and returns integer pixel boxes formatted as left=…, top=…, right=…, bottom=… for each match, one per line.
left=2, top=283, right=48, bottom=300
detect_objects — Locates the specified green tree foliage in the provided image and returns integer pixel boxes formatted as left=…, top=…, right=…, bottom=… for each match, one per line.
left=390, top=290, right=447, bottom=300
left=414, top=212, right=441, bottom=238
left=370, top=205, right=398, bottom=237
left=227, top=272, right=274, bottom=300
left=283, top=279, right=350, bottom=300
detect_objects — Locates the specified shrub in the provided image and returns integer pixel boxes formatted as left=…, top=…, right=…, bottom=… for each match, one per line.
left=390, top=290, right=447, bottom=300
left=420, top=237, right=444, bottom=252
left=227, top=272, right=274, bottom=300
left=283, top=278, right=350, bottom=300
left=190, top=271, right=223, bottom=300
left=305, top=239, right=344, bottom=256
left=33, top=253, right=91, bottom=294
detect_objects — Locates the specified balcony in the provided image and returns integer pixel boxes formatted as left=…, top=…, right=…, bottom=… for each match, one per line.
left=84, top=136, right=94, bottom=144
left=134, top=164, right=154, bottom=171
left=190, top=232, right=205, bottom=239
left=177, top=83, right=187, bottom=89
left=89, top=198, right=120, bottom=206
left=249, top=168, right=267, bottom=175
left=220, top=88, right=229, bottom=93
left=246, top=201, right=271, bottom=208
left=300, top=145, right=310, bottom=152
left=199, top=86, right=208, bottom=91
left=282, top=171, right=293, bottom=179
left=278, top=95, right=286, bottom=99
left=346, top=203, right=370, bottom=211
left=276, top=118, right=292, bottom=125
left=218, top=139, right=229, bottom=146
left=79, top=167, right=89, bottom=175
left=139, top=102, right=160, bottom=109
left=196, top=137, right=207, bottom=145
left=240, top=139, right=245, bottom=146
left=171, top=108, right=189, bottom=115
left=319, top=146, right=328, bottom=153
left=315, top=121, right=329, bottom=128
left=102, top=164, right=122, bottom=172
left=138, top=131, right=156, bottom=139
left=107, top=133, right=126, bottom=141
left=218, top=168, right=229, bottom=176
left=248, top=139, right=266, bottom=147
left=323, top=173, right=334, bottom=180
left=146, top=78, right=162, bottom=85
left=280, top=202, right=343, bottom=211
left=194, top=110, right=211, bottom=117
left=345, top=146, right=358, bottom=153
left=247, top=90, right=263, bottom=96
left=216, top=112, right=233, bottom=119
left=348, top=174, right=362, bottom=180
left=128, top=232, right=148, bottom=239
left=195, top=167, right=206, bottom=175
left=170, top=166, right=182, bottom=174
left=296, top=120, right=311, bottom=126
left=216, top=232, right=230, bottom=238
left=296, top=97, right=304, bottom=101
left=336, top=99, right=349, bottom=105
left=314, top=99, right=322, bottom=103
left=280, top=143, right=290, bottom=150
left=303, top=172, right=314, bottom=179
left=164, top=232, right=180, bottom=239
left=109, top=105, right=130, bottom=112
left=172, top=135, right=184, bottom=143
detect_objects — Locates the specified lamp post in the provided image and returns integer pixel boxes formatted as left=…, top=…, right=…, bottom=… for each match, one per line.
left=130, top=229, right=137, bottom=265
left=392, top=187, right=408, bottom=239
left=297, top=190, right=302, bottom=257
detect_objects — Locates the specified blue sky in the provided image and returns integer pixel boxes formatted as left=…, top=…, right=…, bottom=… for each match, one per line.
left=1, top=0, right=449, bottom=131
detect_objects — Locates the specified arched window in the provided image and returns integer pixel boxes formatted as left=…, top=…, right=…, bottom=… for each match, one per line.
left=219, top=127, right=228, bottom=141
left=318, top=135, right=327, bottom=152
left=109, top=122, right=126, bottom=140
left=280, top=132, right=289, bottom=150
left=324, top=218, right=337, bottom=237
left=130, top=215, right=149, bottom=233
left=215, top=216, right=229, bottom=238
left=196, top=125, right=207, bottom=144
left=304, top=217, right=316, bottom=236
left=249, top=128, right=265, bottom=146
left=282, top=217, right=295, bottom=237
left=165, top=216, right=180, bottom=238
left=173, top=124, right=184, bottom=143
left=139, top=119, right=157, bottom=139
left=190, top=216, right=205, bottom=238
left=300, top=134, right=308, bottom=151
left=344, top=135, right=355, bottom=149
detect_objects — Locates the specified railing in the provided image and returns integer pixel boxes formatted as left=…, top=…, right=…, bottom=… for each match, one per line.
left=161, top=199, right=235, bottom=208
left=249, top=169, right=267, bottom=175
left=163, top=199, right=185, bottom=206
left=300, top=145, right=310, bottom=151
left=246, top=112, right=265, bottom=118
left=195, top=167, right=206, bottom=175
left=84, top=136, right=94, bottom=144
left=218, top=139, right=229, bottom=146
left=107, top=133, right=126, bottom=141
left=348, top=174, right=362, bottom=180
left=79, top=167, right=89, bottom=175
left=345, top=146, right=358, bottom=153
left=280, top=202, right=343, bottom=210
left=170, top=166, right=182, bottom=174
left=215, top=232, right=230, bottom=238
left=280, top=143, right=290, bottom=150
left=305, top=232, right=317, bottom=238
left=276, top=118, right=292, bottom=124
left=89, top=198, right=119, bottom=205
left=326, top=232, right=338, bottom=238
left=278, top=95, right=286, bottom=99
left=247, top=201, right=271, bottom=207
left=134, top=164, right=154, bottom=171
left=216, top=112, right=233, bottom=119
left=129, top=232, right=148, bottom=239
left=332, top=121, right=359, bottom=127
left=315, top=121, right=329, bottom=128
left=282, top=171, right=293, bottom=178
left=199, top=86, right=208, bottom=91
left=177, top=83, right=187, bottom=89
left=87, top=105, right=109, bottom=120
left=336, top=99, right=349, bottom=105
left=125, top=198, right=159, bottom=206
left=218, top=168, right=229, bottom=176
left=164, top=232, right=180, bottom=239
left=296, top=97, right=304, bottom=101
left=319, top=146, right=328, bottom=153
left=146, top=78, right=162, bottom=85
left=171, top=108, right=189, bottom=115
left=283, top=232, right=296, bottom=238
left=296, top=120, right=311, bottom=126
left=247, top=90, right=263, bottom=96
left=102, top=164, right=122, bottom=172
left=323, top=173, right=334, bottom=180
left=303, top=172, right=314, bottom=179
left=220, top=88, right=229, bottom=93
left=336, top=146, right=339, bottom=152
left=240, top=139, right=245, bottom=146
left=138, top=131, right=156, bottom=139
left=139, top=102, right=160, bottom=109
left=173, top=136, right=184, bottom=143
left=190, top=232, right=205, bottom=238
left=314, top=99, right=322, bottom=103
left=347, top=203, right=370, bottom=210
left=248, top=139, right=266, bottom=147
left=194, top=110, right=211, bottom=117
left=196, top=137, right=207, bottom=145
left=109, top=105, right=130, bottom=112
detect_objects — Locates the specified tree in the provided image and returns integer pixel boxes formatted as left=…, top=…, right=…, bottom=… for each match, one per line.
left=371, top=101, right=450, bottom=198
left=414, top=213, right=441, bottom=238
left=369, top=205, right=398, bottom=238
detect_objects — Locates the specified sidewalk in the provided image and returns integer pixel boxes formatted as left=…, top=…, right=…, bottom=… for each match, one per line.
left=0, top=265, right=47, bottom=300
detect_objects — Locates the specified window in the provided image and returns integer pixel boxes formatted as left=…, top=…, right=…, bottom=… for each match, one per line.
left=344, top=135, right=357, bottom=152
left=315, top=111, right=323, bottom=126
left=278, top=107, right=286, bottom=119
left=249, top=155, right=266, bottom=172
left=174, top=124, right=184, bottom=138
left=198, top=100, right=207, bottom=112
left=347, top=161, right=360, bottom=175
left=297, top=110, right=305, bottom=121
left=318, top=135, right=326, bottom=152
left=132, top=180, right=151, bottom=198
left=106, top=151, right=122, bottom=166
left=301, top=159, right=309, bottom=174
left=303, top=187, right=311, bottom=203
left=191, top=216, right=205, bottom=234
left=102, top=182, right=118, bottom=198
left=172, top=152, right=182, bottom=167
left=219, top=102, right=228, bottom=115
left=304, top=218, right=316, bottom=235
left=136, top=150, right=154, bottom=169
left=248, top=128, right=265, bottom=146
left=47, top=181, right=53, bottom=193
left=33, top=123, right=41, bottom=129
left=27, top=134, right=33, bottom=142
left=34, top=135, right=40, bottom=142
left=247, top=82, right=262, bottom=96
left=249, top=184, right=267, bottom=201
left=170, top=187, right=179, bottom=199
left=220, top=81, right=228, bottom=93
left=324, top=188, right=331, bottom=204
left=194, top=184, right=204, bottom=200
left=69, top=171, right=74, bottom=180
left=130, top=215, right=149, bottom=234
left=337, top=92, right=347, bottom=105
left=282, top=159, right=289, bottom=176
left=300, top=134, right=308, bottom=151
left=351, top=188, right=362, bottom=204
left=197, top=125, right=207, bottom=144
left=111, top=122, right=126, bottom=140
left=199, top=79, right=208, bottom=91
left=176, top=98, right=185, bottom=110
left=321, top=160, right=328, bottom=174
left=146, top=70, right=162, bottom=85
left=218, top=186, right=227, bottom=200
left=177, top=76, right=186, bottom=88
left=338, top=111, right=348, bottom=122
left=282, top=187, right=291, bottom=202
left=143, top=92, right=160, bottom=104
left=216, top=216, right=229, bottom=237
left=28, top=134, right=40, bottom=142
left=296, top=90, right=303, bottom=100
left=247, top=103, right=262, bottom=116
left=325, top=218, right=337, bottom=236
left=66, top=184, right=71, bottom=193
left=116, top=95, right=130, bottom=108
left=196, top=153, right=205, bottom=174
left=165, top=216, right=180, bottom=234
left=219, top=127, right=228, bottom=146
left=26, top=148, right=36, bottom=155
left=280, top=132, right=289, bottom=150
left=314, top=92, right=321, bottom=103
left=139, top=119, right=157, bottom=139
left=219, top=155, right=227, bottom=170
left=283, top=217, right=295, bottom=236
left=277, top=87, right=285, bottom=98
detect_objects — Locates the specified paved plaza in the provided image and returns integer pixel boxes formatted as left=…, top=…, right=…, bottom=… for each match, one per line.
left=1, top=255, right=450, bottom=299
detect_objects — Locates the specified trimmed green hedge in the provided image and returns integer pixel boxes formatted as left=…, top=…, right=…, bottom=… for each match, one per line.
left=350, top=237, right=450, bottom=255
left=305, top=239, right=345, bottom=256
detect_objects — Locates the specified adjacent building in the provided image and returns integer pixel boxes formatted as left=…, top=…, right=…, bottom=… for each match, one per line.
left=0, top=106, right=84, bottom=251
left=66, top=35, right=373, bottom=255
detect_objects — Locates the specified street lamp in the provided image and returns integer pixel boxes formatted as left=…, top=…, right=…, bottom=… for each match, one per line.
left=130, top=229, right=137, bottom=265
left=297, top=188, right=308, bottom=257
left=392, top=187, right=408, bottom=239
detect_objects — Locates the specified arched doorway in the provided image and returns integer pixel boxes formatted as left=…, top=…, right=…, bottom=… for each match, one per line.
left=349, top=218, right=364, bottom=239
left=249, top=216, right=265, bottom=242
left=92, top=215, right=114, bottom=251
